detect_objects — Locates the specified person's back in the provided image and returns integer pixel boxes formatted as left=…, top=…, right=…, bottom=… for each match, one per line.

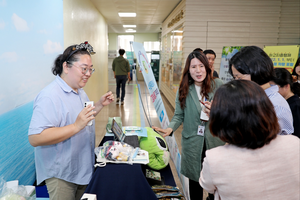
left=112, top=56, right=130, bottom=76
left=264, top=84, right=293, bottom=135
left=229, top=46, right=294, bottom=135
left=112, top=49, right=130, bottom=105
left=202, top=135, right=299, bottom=200
left=200, top=80, right=299, bottom=200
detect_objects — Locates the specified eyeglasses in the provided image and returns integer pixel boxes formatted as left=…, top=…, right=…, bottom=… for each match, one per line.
left=72, top=64, right=95, bottom=75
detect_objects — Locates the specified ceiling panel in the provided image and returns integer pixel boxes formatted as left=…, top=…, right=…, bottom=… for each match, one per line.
left=90, top=0, right=181, bottom=33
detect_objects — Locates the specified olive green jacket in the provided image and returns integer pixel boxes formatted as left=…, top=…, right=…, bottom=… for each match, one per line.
left=168, top=78, right=225, bottom=181
left=112, top=56, right=130, bottom=76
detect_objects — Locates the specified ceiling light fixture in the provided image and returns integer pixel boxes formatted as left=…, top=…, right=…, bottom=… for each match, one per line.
left=118, top=13, right=136, bottom=17
left=123, top=25, right=136, bottom=28
left=126, top=30, right=136, bottom=33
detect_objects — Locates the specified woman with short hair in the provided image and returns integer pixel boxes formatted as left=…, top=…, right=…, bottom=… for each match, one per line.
left=228, top=46, right=293, bottom=135
left=199, top=80, right=300, bottom=200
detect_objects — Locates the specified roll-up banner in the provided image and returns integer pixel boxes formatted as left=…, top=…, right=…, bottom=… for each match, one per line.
left=131, top=41, right=190, bottom=199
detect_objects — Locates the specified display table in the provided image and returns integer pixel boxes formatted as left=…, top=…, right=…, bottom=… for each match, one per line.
left=84, top=136, right=176, bottom=200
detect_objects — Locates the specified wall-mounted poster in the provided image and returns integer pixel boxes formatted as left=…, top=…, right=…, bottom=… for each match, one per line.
left=264, top=45, right=300, bottom=73
left=108, top=50, right=117, bottom=58
left=219, top=46, right=243, bottom=83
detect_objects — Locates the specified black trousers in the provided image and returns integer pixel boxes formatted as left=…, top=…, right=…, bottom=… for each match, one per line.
left=189, top=141, right=214, bottom=200
left=116, top=75, right=127, bottom=101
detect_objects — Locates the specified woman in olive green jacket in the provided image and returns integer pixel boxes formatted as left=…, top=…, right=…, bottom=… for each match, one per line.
left=154, top=51, right=224, bottom=200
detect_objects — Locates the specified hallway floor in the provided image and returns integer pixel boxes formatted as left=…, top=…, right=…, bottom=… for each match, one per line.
left=94, top=78, right=209, bottom=199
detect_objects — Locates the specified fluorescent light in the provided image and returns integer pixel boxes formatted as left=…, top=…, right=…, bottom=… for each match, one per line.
left=118, top=13, right=136, bottom=17
left=172, top=30, right=183, bottom=33
left=126, top=30, right=136, bottom=33
left=123, top=25, right=136, bottom=28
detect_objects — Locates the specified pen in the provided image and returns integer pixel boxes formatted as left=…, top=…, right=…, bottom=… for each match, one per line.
left=200, top=100, right=210, bottom=110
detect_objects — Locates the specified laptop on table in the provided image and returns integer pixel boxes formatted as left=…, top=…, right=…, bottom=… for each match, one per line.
left=111, top=119, right=139, bottom=148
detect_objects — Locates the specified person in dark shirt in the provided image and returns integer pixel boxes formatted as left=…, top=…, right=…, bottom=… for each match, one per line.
left=291, top=57, right=300, bottom=96
left=112, top=49, right=131, bottom=105
left=271, top=68, right=300, bottom=138
left=203, top=49, right=219, bottom=78
left=193, top=48, right=203, bottom=53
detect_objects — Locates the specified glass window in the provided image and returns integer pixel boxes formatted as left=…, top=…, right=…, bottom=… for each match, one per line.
left=171, top=27, right=183, bottom=84
left=118, top=35, right=134, bottom=58
left=146, top=53, right=151, bottom=63
left=144, top=41, right=161, bottom=52
left=160, top=26, right=183, bottom=93
left=144, top=41, right=161, bottom=61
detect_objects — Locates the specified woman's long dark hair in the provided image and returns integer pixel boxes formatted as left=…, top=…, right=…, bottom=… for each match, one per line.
left=179, top=51, right=213, bottom=109
left=292, top=57, right=300, bottom=78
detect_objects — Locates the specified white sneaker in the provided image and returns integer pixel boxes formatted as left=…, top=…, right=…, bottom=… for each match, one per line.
left=116, top=98, right=120, bottom=104
left=121, top=101, right=124, bottom=105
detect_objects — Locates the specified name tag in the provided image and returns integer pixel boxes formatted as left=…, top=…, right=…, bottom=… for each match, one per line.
left=197, top=125, right=205, bottom=136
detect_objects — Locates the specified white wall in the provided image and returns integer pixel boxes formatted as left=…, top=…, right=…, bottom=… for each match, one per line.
left=160, top=0, right=300, bottom=107
left=64, top=0, right=109, bottom=100
left=161, top=0, right=300, bottom=74
left=278, top=0, right=300, bottom=45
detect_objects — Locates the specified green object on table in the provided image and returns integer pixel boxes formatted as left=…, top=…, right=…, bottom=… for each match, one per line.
left=139, top=127, right=170, bottom=170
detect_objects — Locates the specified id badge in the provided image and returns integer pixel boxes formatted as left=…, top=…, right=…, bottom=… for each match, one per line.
left=197, top=125, right=205, bottom=136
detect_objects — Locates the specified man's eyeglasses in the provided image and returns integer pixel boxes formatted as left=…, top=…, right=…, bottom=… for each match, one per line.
left=72, top=64, right=95, bottom=75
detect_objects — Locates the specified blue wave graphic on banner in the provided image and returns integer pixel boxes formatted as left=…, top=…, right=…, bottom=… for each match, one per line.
left=0, top=101, right=36, bottom=185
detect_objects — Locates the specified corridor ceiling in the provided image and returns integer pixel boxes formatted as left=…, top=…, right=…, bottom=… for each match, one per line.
left=90, top=0, right=182, bottom=33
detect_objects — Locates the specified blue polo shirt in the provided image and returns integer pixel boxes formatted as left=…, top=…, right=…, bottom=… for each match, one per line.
left=28, top=75, right=95, bottom=185
left=265, top=84, right=294, bottom=135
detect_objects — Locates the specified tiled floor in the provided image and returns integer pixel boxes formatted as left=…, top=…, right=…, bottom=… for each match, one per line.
left=94, top=78, right=208, bottom=199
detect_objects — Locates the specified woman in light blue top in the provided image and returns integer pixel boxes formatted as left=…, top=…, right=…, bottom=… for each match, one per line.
left=229, top=46, right=293, bottom=135
left=28, top=42, right=114, bottom=200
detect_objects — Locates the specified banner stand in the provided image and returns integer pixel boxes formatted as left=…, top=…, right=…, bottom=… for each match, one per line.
left=130, top=41, right=190, bottom=200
